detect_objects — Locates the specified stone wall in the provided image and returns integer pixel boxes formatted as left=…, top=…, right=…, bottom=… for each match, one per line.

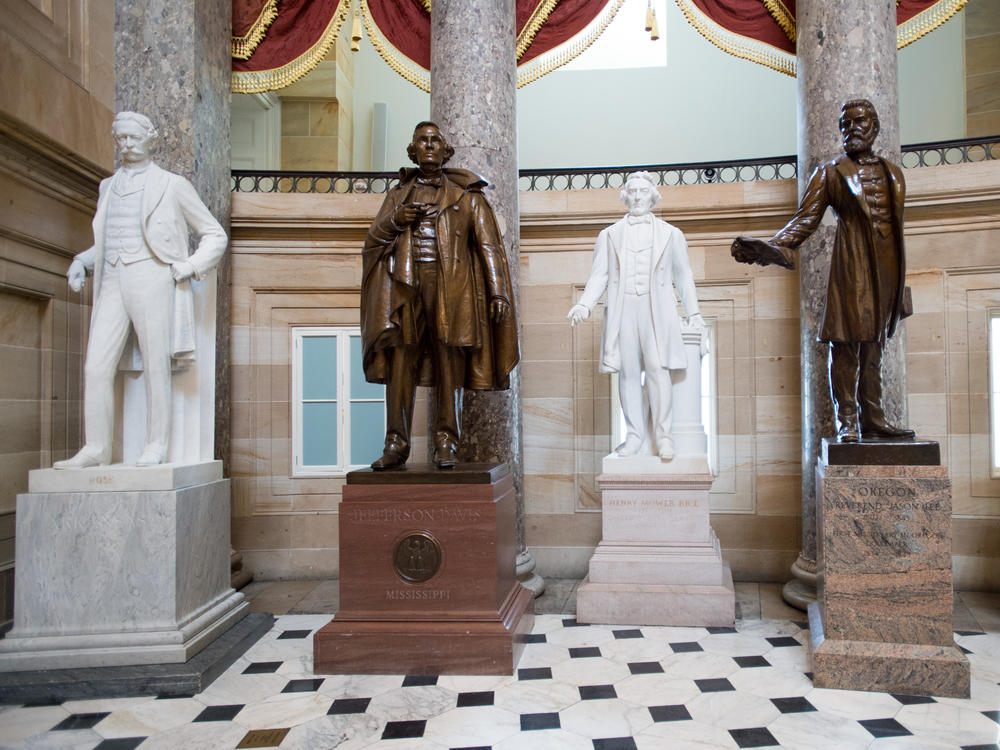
left=0, top=1, right=115, bottom=627
left=230, top=160, right=1000, bottom=590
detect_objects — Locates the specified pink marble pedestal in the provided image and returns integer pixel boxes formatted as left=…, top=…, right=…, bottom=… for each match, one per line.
left=576, top=455, right=734, bottom=627
left=810, top=444, right=970, bottom=697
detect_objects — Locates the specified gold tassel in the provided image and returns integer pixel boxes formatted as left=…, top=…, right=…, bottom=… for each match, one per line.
left=645, top=1, right=654, bottom=31
left=350, top=9, right=362, bottom=51
left=649, top=8, right=659, bottom=40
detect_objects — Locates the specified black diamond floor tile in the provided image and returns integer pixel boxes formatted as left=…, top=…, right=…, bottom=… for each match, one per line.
left=695, top=678, right=735, bottom=693
left=955, top=630, right=986, bottom=636
left=570, top=646, right=602, bottom=658
left=983, top=711, right=1000, bottom=724
left=580, top=684, right=617, bottom=700
left=729, top=727, right=780, bottom=748
left=94, top=739, right=147, bottom=750
left=328, top=697, right=371, bottom=715
left=522, top=633, right=547, bottom=644
left=562, top=618, right=585, bottom=627
left=771, top=696, right=816, bottom=714
left=518, top=667, right=552, bottom=681
left=765, top=636, right=800, bottom=648
left=52, top=712, right=110, bottom=730
left=669, top=641, right=703, bottom=653
left=859, top=718, right=912, bottom=738
left=156, top=693, right=195, bottom=700
left=243, top=661, right=283, bottom=674
left=612, top=629, right=643, bottom=639
left=627, top=661, right=664, bottom=675
left=891, top=693, right=936, bottom=705
left=382, top=720, right=426, bottom=739
left=649, top=704, right=692, bottom=722
left=707, top=626, right=738, bottom=634
left=451, top=746, right=491, bottom=750
left=22, top=698, right=63, bottom=707
left=593, top=738, right=638, bottom=750
left=792, top=621, right=809, bottom=629
left=282, top=678, right=324, bottom=693
left=457, top=691, right=495, bottom=707
left=734, top=655, right=770, bottom=668
left=521, top=712, right=561, bottom=731
left=960, top=645, right=974, bottom=654
left=193, top=705, right=245, bottom=722
left=276, top=629, right=311, bottom=640
left=962, top=745, right=1000, bottom=750
left=402, top=675, right=439, bottom=687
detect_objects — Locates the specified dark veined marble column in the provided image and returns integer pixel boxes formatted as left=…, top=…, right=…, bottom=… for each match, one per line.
left=430, top=0, right=543, bottom=595
left=115, top=0, right=232, bottom=470
left=785, top=0, right=906, bottom=609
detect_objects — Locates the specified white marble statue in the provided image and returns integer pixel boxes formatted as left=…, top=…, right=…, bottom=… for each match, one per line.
left=568, top=171, right=702, bottom=460
left=54, top=112, right=228, bottom=469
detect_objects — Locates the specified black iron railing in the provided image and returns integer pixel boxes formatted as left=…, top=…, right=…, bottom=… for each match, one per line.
left=231, top=135, right=1000, bottom=195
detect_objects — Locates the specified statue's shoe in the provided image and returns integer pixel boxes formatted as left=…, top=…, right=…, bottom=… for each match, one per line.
left=136, top=450, right=165, bottom=467
left=53, top=448, right=106, bottom=470
left=861, top=421, right=915, bottom=440
left=615, top=438, right=642, bottom=457
left=658, top=442, right=675, bottom=460
left=371, top=448, right=407, bottom=471
left=836, top=424, right=860, bottom=443
left=433, top=445, right=458, bottom=470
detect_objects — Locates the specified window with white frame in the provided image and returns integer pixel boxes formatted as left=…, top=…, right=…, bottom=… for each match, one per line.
left=990, top=309, right=1000, bottom=477
left=292, top=327, right=386, bottom=475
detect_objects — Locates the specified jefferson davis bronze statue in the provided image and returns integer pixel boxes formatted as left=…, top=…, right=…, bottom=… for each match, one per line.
left=731, top=99, right=914, bottom=443
left=361, top=121, right=519, bottom=470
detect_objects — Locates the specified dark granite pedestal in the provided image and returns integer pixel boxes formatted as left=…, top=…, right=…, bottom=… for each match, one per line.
left=314, top=463, right=533, bottom=675
left=809, top=439, right=970, bottom=697
left=0, top=612, right=273, bottom=704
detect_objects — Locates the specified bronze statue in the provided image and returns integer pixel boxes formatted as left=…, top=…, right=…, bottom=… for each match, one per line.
left=731, top=99, right=914, bottom=443
left=361, top=121, right=519, bottom=469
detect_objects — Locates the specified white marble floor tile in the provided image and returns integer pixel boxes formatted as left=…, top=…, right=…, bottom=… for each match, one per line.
left=436, top=673, right=513, bottom=693
left=195, top=669, right=289, bottom=705
left=805, top=686, right=906, bottom=719
left=316, top=673, right=406, bottom=700
left=895, top=700, right=1000, bottom=746
left=279, top=714, right=381, bottom=750
left=684, top=690, right=780, bottom=729
left=657, top=651, right=740, bottom=680
left=234, top=691, right=334, bottom=731
left=0, top=705, right=69, bottom=746
left=4, top=728, right=103, bottom=749
left=597, top=636, right=674, bottom=663
left=550, top=655, right=632, bottom=685
left=614, top=674, right=702, bottom=706
left=517, top=641, right=577, bottom=668
left=545, top=623, right=617, bottom=649
left=936, top=674, right=1000, bottom=712
left=558, top=697, right=653, bottom=739
left=493, top=727, right=594, bottom=750
left=767, top=709, right=878, bottom=750
left=697, top=632, right=774, bottom=656
left=131, top=721, right=248, bottom=750
left=727, top=664, right=815, bottom=698
left=493, top=679, right=582, bottom=714
left=636, top=718, right=738, bottom=749
left=364, top=684, right=457, bottom=723
left=637, top=625, right=710, bottom=643
left=91, top=696, right=205, bottom=737
left=59, top=694, right=155, bottom=715
left=422, top=704, right=522, bottom=746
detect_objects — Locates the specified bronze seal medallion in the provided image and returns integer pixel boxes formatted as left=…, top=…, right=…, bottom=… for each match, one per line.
left=392, top=531, right=442, bottom=582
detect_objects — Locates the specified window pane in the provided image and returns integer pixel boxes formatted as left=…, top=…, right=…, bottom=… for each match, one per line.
left=350, top=335, right=384, bottom=399
left=302, top=337, right=337, bottom=400
left=351, top=401, right=385, bottom=465
left=302, top=401, right=338, bottom=466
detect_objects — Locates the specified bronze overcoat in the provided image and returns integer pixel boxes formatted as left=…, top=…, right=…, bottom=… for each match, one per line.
left=361, top=167, right=519, bottom=390
left=771, top=154, right=906, bottom=343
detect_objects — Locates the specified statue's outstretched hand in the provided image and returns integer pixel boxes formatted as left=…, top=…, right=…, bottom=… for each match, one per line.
left=67, top=259, right=87, bottom=292
left=731, top=236, right=794, bottom=269
left=490, top=298, right=511, bottom=323
left=567, top=303, right=590, bottom=326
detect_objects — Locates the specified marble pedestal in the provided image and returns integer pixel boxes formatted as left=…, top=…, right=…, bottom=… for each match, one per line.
left=314, top=463, right=534, bottom=675
left=577, top=455, right=734, bottom=627
left=0, top=461, right=248, bottom=672
left=809, top=440, right=970, bottom=697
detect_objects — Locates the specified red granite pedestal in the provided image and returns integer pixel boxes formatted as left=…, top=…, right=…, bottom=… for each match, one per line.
left=809, top=439, right=970, bottom=698
left=313, top=463, right=533, bottom=675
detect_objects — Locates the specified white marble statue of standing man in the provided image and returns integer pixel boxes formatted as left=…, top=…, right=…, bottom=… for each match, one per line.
left=568, top=171, right=702, bottom=460
left=54, top=111, right=228, bottom=469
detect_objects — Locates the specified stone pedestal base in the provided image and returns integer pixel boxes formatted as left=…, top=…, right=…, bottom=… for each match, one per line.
left=313, top=463, right=533, bottom=675
left=808, top=603, right=969, bottom=698
left=0, top=461, right=248, bottom=672
left=809, top=441, right=970, bottom=697
left=577, top=455, right=734, bottom=627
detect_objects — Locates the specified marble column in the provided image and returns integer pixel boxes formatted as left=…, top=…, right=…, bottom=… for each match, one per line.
left=430, top=0, right=542, bottom=595
left=784, top=0, right=906, bottom=609
left=115, top=0, right=232, bottom=470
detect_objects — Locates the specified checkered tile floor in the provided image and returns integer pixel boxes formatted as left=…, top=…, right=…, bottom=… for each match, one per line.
left=2, top=614, right=999, bottom=749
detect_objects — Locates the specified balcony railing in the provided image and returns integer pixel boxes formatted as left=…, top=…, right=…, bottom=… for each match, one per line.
left=231, top=135, right=1000, bottom=195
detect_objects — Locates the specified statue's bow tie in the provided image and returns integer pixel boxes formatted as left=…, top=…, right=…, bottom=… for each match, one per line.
left=415, top=175, right=442, bottom=186
left=627, top=214, right=652, bottom=225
